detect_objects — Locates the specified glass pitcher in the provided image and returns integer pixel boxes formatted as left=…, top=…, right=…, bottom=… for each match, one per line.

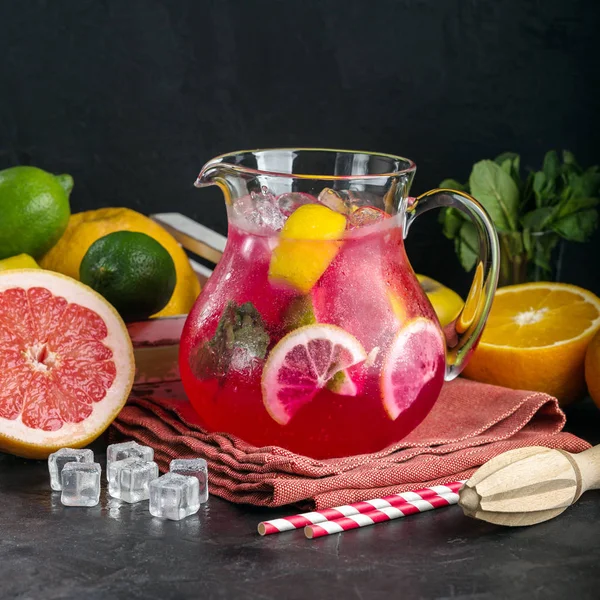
left=179, top=149, right=499, bottom=459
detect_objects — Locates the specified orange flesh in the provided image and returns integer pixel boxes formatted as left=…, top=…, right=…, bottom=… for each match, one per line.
left=481, top=288, right=600, bottom=348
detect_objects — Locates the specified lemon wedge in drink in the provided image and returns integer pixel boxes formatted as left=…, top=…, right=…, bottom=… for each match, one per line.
left=268, top=204, right=347, bottom=293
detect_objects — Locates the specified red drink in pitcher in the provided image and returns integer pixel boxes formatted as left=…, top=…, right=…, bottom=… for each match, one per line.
left=179, top=149, right=498, bottom=459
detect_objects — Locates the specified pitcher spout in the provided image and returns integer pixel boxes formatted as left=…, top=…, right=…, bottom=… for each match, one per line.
left=194, top=162, right=226, bottom=188
left=193, top=158, right=241, bottom=205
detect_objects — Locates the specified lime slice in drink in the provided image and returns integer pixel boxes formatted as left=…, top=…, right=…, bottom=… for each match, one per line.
left=261, top=324, right=367, bottom=425
left=326, top=369, right=358, bottom=396
left=381, top=318, right=446, bottom=421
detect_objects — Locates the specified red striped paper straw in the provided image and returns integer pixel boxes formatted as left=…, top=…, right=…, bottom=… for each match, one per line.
left=305, top=489, right=460, bottom=539
left=257, top=481, right=464, bottom=536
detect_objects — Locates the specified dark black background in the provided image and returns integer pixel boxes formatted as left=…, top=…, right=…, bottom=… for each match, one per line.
left=1, top=0, right=599, bottom=296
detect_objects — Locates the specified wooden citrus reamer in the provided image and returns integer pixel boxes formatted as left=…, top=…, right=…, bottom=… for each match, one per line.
left=458, top=445, right=600, bottom=526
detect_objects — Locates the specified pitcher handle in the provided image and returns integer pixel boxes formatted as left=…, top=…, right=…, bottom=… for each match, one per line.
left=405, top=188, right=500, bottom=380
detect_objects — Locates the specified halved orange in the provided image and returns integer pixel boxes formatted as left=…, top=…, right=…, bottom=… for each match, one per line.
left=462, top=282, right=600, bottom=405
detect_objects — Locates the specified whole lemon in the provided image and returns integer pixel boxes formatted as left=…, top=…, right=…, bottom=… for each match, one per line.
left=0, top=254, right=40, bottom=271
left=0, top=166, right=72, bottom=259
left=40, top=207, right=200, bottom=318
left=417, top=274, right=464, bottom=327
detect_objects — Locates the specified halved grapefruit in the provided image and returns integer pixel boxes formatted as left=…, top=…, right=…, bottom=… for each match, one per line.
left=261, top=324, right=367, bottom=425
left=0, top=269, right=134, bottom=458
left=381, top=318, right=446, bottom=421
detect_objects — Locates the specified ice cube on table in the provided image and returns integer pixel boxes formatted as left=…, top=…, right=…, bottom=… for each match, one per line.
left=169, top=458, right=208, bottom=504
left=60, top=462, right=101, bottom=507
left=106, top=441, right=154, bottom=480
left=48, top=448, right=94, bottom=491
left=149, top=473, right=201, bottom=521
left=108, top=458, right=158, bottom=503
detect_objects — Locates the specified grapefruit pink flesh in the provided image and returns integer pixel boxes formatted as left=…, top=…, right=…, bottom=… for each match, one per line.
left=0, top=269, right=134, bottom=458
left=261, top=324, right=367, bottom=425
left=381, top=318, right=446, bottom=420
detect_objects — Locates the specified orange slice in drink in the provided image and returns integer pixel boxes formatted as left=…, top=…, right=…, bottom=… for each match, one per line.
left=381, top=318, right=446, bottom=420
left=261, top=324, right=367, bottom=425
left=463, top=282, right=600, bottom=404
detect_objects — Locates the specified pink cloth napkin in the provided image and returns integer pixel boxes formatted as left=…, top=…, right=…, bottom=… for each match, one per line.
left=111, top=378, right=589, bottom=509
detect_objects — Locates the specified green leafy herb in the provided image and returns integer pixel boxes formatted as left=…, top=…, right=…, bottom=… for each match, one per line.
left=438, top=150, right=600, bottom=274
left=190, top=300, right=270, bottom=380
left=468, top=160, right=520, bottom=232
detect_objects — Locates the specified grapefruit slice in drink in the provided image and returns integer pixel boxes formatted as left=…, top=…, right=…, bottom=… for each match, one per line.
left=279, top=295, right=358, bottom=397
left=381, top=318, right=446, bottom=420
left=261, top=324, right=367, bottom=425
left=0, top=269, right=135, bottom=458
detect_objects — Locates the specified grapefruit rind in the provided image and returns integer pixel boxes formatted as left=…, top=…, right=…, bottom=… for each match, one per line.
left=261, top=324, right=367, bottom=425
left=0, top=269, right=135, bottom=458
left=381, top=318, right=446, bottom=421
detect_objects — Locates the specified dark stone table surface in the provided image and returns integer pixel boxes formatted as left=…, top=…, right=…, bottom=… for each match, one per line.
left=1, top=399, right=599, bottom=600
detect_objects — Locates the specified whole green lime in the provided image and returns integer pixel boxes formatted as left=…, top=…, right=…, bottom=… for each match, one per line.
left=80, top=231, right=177, bottom=322
left=0, top=166, right=73, bottom=259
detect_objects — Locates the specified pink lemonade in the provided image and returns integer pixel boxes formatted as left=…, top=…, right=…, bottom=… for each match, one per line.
left=179, top=197, right=447, bottom=459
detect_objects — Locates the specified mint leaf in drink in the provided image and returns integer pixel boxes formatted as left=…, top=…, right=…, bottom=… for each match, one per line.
left=190, top=301, right=270, bottom=380
left=231, top=302, right=271, bottom=357
left=282, top=295, right=316, bottom=332
left=469, top=160, right=519, bottom=232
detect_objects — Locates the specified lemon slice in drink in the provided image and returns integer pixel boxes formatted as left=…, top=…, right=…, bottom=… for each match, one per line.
left=268, top=204, right=347, bottom=293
